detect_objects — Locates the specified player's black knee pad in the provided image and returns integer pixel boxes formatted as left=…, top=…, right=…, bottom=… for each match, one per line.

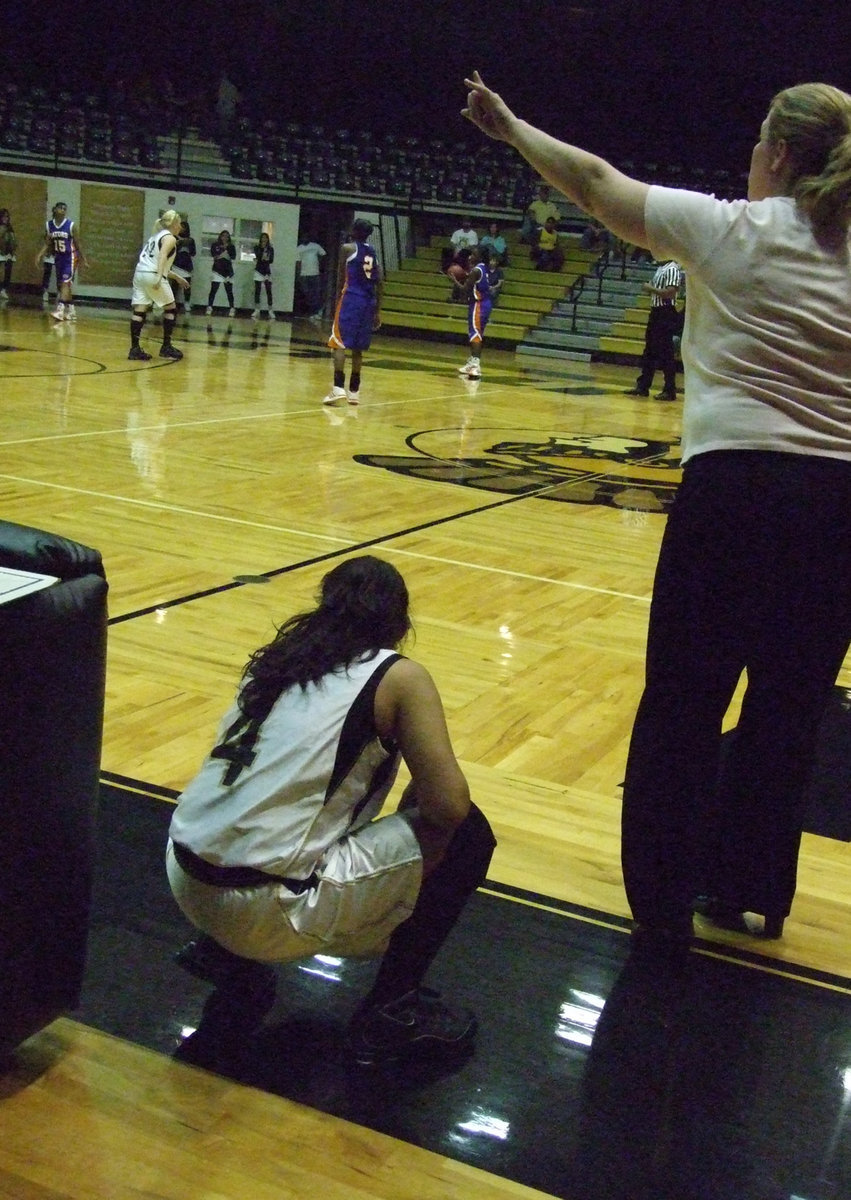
left=446, top=802, right=496, bottom=889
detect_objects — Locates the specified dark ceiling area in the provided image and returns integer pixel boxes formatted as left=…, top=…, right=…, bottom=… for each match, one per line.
left=5, top=0, right=849, bottom=173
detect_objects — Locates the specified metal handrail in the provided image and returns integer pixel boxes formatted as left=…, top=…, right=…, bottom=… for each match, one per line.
left=565, top=273, right=587, bottom=332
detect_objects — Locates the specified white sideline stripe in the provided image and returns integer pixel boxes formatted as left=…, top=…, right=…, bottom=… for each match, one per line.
left=0, top=383, right=493, bottom=446
left=0, top=471, right=652, bottom=604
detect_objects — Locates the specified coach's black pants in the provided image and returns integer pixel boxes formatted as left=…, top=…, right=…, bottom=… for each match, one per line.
left=622, top=450, right=851, bottom=925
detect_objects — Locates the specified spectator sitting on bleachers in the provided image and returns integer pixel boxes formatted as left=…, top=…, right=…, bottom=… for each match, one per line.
left=519, top=183, right=560, bottom=244
left=580, top=220, right=612, bottom=253
left=487, top=257, right=504, bottom=305
left=480, top=221, right=508, bottom=265
left=531, top=217, right=564, bottom=272
left=450, top=218, right=479, bottom=250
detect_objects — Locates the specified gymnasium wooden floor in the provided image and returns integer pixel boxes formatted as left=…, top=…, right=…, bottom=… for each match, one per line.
left=2, top=299, right=851, bottom=1199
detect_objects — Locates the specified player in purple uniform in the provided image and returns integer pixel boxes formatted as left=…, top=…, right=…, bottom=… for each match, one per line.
left=35, top=202, right=87, bottom=322
left=324, top=219, right=383, bottom=406
left=458, top=245, right=493, bottom=380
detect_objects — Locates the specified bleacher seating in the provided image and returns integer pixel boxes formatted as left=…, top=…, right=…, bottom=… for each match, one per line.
left=0, top=78, right=743, bottom=224
left=379, top=231, right=597, bottom=346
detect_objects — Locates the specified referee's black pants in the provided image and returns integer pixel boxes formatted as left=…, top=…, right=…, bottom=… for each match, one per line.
left=636, top=304, right=679, bottom=395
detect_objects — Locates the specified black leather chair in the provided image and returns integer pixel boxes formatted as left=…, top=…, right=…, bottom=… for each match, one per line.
left=0, top=521, right=108, bottom=1057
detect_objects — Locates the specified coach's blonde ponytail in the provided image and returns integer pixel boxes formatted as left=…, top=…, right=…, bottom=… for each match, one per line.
left=768, top=83, right=851, bottom=247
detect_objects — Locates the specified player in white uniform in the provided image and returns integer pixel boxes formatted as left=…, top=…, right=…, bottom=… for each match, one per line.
left=167, top=555, right=496, bottom=1065
left=129, top=209, right=185, bottom=361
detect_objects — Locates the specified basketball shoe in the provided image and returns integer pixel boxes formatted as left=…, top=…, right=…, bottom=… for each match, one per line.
left=347, top=987, right=477, bottom=1067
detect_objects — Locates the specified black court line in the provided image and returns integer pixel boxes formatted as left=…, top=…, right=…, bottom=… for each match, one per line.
left=108, top=441, right=674, bottom=625
left=85, top=777, right=851, bottom=1200
left=98, top=773, right=851, bottom=994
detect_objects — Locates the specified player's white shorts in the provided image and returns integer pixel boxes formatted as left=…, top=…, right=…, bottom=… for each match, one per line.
left=165, top=809, right=423, bottom=962
left=132, top=268, right=175, bottom=309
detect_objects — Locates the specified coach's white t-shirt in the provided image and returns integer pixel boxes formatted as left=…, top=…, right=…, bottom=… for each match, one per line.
left=646, top=186, right=851, bottom=464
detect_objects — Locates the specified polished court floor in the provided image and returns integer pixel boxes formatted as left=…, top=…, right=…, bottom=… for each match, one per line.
left=3, top=298, right=851, bottom=1199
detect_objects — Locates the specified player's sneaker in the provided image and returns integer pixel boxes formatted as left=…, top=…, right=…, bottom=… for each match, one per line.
left=459, top=357, right=481, bottom=379
left=323, top=386, right=347, bottom=406
left=51, top=305, right=65, bottom=321
left=228, top=307, right=236, bottom=317
left=159, top=344, right=183, bottom=360
left=66, top=306, right=77, bottom=321
left=347, top=988, right=477, bottom=1067
left=128, top=346, right=152, bottom=361
left=346, top=390, right=360, bottom=405
left=251, top=309, right=260, bottom=320
left=42, top=290, right=50, bottom=303
left=205, top=306, right=213, bottom=315
left=457, top=356, right=475, bottom=374
left=267, top=311, right=276, bottom=321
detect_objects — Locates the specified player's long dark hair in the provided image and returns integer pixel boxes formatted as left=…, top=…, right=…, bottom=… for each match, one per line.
left=237, top=556, right=411, bottom=720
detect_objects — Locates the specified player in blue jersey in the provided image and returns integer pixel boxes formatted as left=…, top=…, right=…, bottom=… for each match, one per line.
left=35, top=202, right=87, bottom=322
left=324, top=219, right=383, bottom=406
left=458, top=245, right=493, bottom=380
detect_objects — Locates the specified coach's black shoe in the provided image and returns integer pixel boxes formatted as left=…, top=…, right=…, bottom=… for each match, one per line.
left=159, top=344, right=183, bottom=360
left=630, top=915, right=693, bottom=964
left=347, top=987, right=477, bottom=1067
left=655, top=389, right=677, bottom=401
left=128, top=346, right=152, bottom=360
left=693, top=894, right=773, bottom=936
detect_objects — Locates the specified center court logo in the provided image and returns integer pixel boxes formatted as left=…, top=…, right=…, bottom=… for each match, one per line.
left=355, top=430, right=682, bottom=513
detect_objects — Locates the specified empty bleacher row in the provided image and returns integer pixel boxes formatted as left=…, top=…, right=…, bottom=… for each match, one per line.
left=0, top=79, right=745, bottom=215
left=0, top=82, right=165, bottom=170
left=221, top=114, right=745, bottom=206
left=223, top=119, right=535, bottom=209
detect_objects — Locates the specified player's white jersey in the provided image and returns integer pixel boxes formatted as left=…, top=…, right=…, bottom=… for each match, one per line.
left=137, top=228, right=174, bottom=274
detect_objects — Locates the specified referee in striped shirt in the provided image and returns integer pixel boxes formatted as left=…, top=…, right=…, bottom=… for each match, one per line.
left=625, top=259, right=683, bottom=401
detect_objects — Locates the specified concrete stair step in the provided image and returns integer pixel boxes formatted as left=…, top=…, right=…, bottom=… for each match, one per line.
left=515, top=344, right=592, bottom=363
left=522, top=329, right=602, bottom=351
left=383, top=296, right=538, bottom=326
left=381, top=310, right=528, bottom=343
left=599, top=334, right=645, bottom=355
left=542, top=308, right=633, bottom=328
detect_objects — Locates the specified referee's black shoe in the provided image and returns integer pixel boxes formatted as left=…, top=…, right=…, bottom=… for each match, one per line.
left=347, top=987, right=477, bottom=1067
